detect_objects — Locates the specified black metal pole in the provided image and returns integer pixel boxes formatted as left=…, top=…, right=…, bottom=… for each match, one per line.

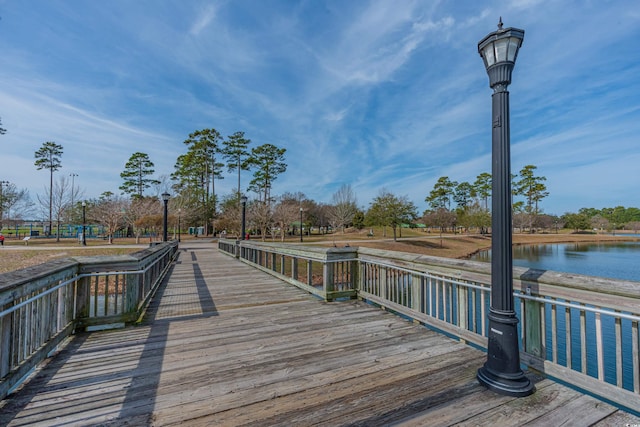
left=82, top=203, right=87, bottom=246
left=163, top=199, right=169, bottom=242
left=299, top=208, right=303, bottom=242
left=178, top=211, right=181, bottom=242
left=241, top=199, right=247, bottom=241
left=476, top=37, right=534, bottom=397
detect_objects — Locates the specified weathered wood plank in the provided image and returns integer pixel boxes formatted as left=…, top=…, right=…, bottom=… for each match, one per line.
left=2, top=241, right=639, bottom=427
left=521, top=394, right=618, bottom=426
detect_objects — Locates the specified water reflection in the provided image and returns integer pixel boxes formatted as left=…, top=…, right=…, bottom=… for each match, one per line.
left=472, top=241, right=640, bottom=282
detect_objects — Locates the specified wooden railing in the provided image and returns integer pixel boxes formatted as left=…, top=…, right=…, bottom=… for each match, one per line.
left=219, top=239, right=640, bottom=413
left=0, top=241, right=178, bottom=399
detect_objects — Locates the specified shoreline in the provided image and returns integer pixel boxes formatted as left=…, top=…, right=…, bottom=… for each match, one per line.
left=2, top=232, right=638, bottom=274
left=319, top=232, right=640, bottom=260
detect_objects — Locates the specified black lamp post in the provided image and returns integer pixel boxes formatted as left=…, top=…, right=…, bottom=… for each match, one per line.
left=476, top=19, right=534, bottom=397
left=299, top=207, right=303, bottom=242
left=82, top=201, right=87, bottom=246
left=162, top=192, right=170, bottom=242
left=240, top=195, right=247, bottom=240
left=178, top=208, right=181, bottom=242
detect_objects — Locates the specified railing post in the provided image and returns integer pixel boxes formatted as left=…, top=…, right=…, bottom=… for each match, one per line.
left=235, top=240, right=240, bottom=259
left=523, top=287, right=543, bottom=358
left=411, top=273, right=421, bottom=312
left=457, top=283, right=468, bottom=339
left=76, top=275, right=91, bottom=321
left=323, top=261, right=334, bottom=301
left=323, top=247, right=358, bottom=301
left=125, top=273, right=140, bottom=313
left=350, top=259, right=359, bottom=297
left=380, top=266, right=388, bottom=302
left=0, top=303, right=11, bottom=378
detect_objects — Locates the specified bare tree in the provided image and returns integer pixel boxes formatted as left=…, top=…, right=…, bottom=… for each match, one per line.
left=249, top=201, right=273, bottom=241
left=328, top=184, right=358, bottom=233
left=422, top=208, right=457, bottom=247
left=126, top=196, right=161, bottom=243
left=215, top=194, right=243, bottom=238
left=272, top=198, right=300, bottom=241
left=37, top=176, right=72, bottom=242
left=90, top=192, right=130, bottom=244
left=0, top=182, right=33, bottom=230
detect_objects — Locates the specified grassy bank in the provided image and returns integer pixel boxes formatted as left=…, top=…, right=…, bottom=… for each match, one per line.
left=307, top=228, right=640, bottom=259
left=0, top=237, right=150, bottom=274
left=2, top=230, right=638, bottom=274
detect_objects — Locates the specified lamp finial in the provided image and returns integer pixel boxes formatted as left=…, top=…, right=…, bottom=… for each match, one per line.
left=498, top=17, right=504, bottom=30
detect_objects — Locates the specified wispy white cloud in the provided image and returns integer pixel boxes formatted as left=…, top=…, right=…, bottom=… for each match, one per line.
left=0, top=0, right=639, bottom=216
left=189, top=4, right=218, bottom=36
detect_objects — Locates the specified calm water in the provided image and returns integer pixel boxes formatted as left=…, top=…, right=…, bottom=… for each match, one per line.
left=471, top=240, right=640, bottom=282
left=471, top=239, right=640, bottom=391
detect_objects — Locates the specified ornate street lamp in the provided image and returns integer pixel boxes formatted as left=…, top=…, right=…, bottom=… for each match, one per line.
left=476, top=18, right=534, bottom=397
left=82, top=201, right=87, bottom=246
left=240, top=195, right=247, bottom=240
left=162, top=192, right=170, bottom=242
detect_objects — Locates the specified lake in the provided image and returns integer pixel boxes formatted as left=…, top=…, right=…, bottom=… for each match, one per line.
left=471, top=240, right=640, bottom=282
left=471, top=238, right=640, bottom=391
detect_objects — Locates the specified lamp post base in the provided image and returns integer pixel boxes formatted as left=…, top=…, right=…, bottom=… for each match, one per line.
left=477, top=364, right=535, bottom=397
left=477, top=311, right=535, bottom=397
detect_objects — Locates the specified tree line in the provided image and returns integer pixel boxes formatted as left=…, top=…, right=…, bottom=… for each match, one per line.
left=3, top=133, right=640, bottom=242
left=422, top=165, right=549, bottom=234
left=9, top=129, right=288, bottom=241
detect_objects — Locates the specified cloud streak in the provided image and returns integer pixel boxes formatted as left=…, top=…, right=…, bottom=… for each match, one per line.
left=0, top=0, right=638, bottom=217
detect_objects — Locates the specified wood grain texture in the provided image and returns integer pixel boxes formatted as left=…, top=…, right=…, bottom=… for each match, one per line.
left=0, top=241, right=637, bottom=426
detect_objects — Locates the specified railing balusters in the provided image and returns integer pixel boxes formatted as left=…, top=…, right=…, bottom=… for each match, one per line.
left=0, top=241, right=177, bottom=400
left=580, top=308, right=587, bottom=374
left=615, top=314, right=622, bottom=387
left=596, top=312, right=604, bottom=381
left=633, top=320, right=639, bottom=393
left=551, top=302, right=558, bottom=364
left=565, top=306, right=572, bottom=370
left=218, top=239, right=640, bottom=412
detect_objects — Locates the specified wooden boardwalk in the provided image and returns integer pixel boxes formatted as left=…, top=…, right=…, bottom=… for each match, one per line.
left=1, top=241, right=638, bottom=426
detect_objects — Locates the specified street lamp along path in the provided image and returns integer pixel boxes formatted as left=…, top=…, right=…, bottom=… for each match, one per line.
left=162, top=192, right=170, bottom=242
left=241, top=195, right=247, bottom=241
left=476, top=18, right=535, bottom=398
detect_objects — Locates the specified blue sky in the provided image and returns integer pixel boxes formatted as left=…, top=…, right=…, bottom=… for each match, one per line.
left=1, top=0, right=639, bottom=216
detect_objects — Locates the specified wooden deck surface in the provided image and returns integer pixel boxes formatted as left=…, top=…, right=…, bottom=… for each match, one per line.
left=1, top=241, right=639, bottom=426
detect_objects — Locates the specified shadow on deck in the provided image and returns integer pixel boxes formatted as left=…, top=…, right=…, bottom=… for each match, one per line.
left=0, top=241, right=638, bottom=426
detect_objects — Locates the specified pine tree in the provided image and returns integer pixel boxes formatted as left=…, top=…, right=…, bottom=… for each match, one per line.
left=119, top=152, right=160, bottom=199
left=34, top=141, right=63, bottom=236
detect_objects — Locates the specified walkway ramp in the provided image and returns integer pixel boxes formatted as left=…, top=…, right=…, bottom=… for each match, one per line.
left=0, top=241, right=637, bottom=426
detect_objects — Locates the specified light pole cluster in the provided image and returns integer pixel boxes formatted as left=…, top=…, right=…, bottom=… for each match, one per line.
left=476, top=19, right=534, bottom=397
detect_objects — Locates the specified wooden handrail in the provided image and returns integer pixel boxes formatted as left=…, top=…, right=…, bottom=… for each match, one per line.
left=0, top=241, right=178, bottom=400
left=220, top=239, right=640, bottom=412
